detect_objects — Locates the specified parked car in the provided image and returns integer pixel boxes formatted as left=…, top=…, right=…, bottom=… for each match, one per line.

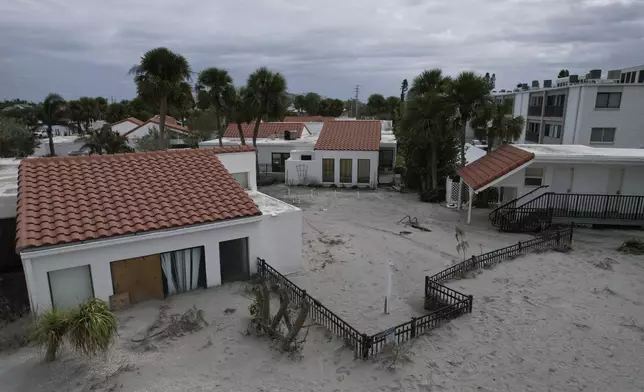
left=68, top=146, right=90, bottom=156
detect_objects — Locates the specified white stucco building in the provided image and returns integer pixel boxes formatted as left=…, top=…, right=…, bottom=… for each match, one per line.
left=492, top=65, right=644, bottom=148
left=110, top=117, right=144, bottom=135
left=459, top=144, right=644, bottom=225
left=16, top=147, right=302, bottom=314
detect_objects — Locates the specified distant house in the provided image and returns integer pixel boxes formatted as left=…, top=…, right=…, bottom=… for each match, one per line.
left=285, top=120, right=392, bottom=188
left=123, top=115, right=191, bottom=146
left=111, top=117, right=144, bottom=135
left=16, top=147, right=303, bottom=313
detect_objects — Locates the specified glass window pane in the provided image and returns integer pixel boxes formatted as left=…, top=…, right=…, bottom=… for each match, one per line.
left=595, top=93, right=608, bottom=107
left=603, top=128, right=615, bottom=142
left=608, top=93, right=621, bottom=108
left=340, top=159, right=352, bottom=183
left=322, top=159, right=334, bottom=182
left=357, top=159, right=370, bottom=183
left=590, top=128, right=603, bottom=142
left=525, top=167, right=543, bottom=177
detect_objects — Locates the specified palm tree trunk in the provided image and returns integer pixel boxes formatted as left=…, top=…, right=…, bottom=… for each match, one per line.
left=159, top=96, right=168, bottom=150
left=216, top=113, right=223, bottom=147
left=431, top=138, right=438, bottom=190
left=237, top=123, right=246, bottom=145
left=47, top=125, right=55, bottom=156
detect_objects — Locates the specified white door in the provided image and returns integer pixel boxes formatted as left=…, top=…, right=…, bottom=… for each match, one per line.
left=48, top=265, right=94, bottom=309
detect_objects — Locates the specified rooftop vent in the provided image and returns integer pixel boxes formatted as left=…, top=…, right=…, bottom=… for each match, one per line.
left=543, top=80, right=552, bottom=88
left=569, top=75, right=579, bottom=83
left=589, top=69, right=602, bottom=79
left=531, top=80, right=539, bottom=88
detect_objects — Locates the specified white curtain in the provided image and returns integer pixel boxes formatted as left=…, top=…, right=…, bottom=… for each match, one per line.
left=161, top=247, right=203, bottom=295
left=160, top=253, right=177, bottom=296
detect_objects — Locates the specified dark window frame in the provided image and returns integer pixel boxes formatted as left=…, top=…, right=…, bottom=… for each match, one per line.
left=590, top=127, right=616, bottom=143
left=322, top=158, right=335, bottom=182
left=301, top=155, right=312, bottom=161
left=357, top=159, right=370, bottom=184
left=595, top=92, right=622, bottom=108
left=339, top=159, right=352, bottom=183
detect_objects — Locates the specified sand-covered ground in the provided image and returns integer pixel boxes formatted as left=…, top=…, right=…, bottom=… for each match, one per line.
left=2, top=185, right=644, bottom=392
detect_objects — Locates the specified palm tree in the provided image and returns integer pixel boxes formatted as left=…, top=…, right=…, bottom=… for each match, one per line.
left=407, top=69, right=455, bottom=190
left=449, top=72, right=490, bottom=208
left=471, top=99, right=525, bottom=152
left=39, top=93, right=67, bottom=156
left=226, top=87, right=251, bottom=145
left=130, top=47, right=192, bottom=149
left=196, top=68, right=234, bottom=147
left=246, top=67, right=288, bottom=149
left=67, top=100, right=83, bottom=133
left=78, top=97, right=97, bottom=133
left=80, top=124, right=133, bottom=155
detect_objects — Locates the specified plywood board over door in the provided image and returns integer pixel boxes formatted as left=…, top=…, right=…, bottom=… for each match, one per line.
left=110, top=254, right=164, bottom=304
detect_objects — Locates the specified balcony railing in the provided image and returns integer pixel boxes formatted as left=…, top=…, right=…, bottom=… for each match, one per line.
left=544, top=106, right=564, bottom=117
left=527, top=106, right=542, bottom=116
left=525, top=131, right=540, bottom=143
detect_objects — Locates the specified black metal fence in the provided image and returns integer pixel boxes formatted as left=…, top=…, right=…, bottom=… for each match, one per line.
left=256, top=227, right=573, bottom=359
left=257, top=258, right=365, bottom=358
left=429, top=227, right=573, bottom=284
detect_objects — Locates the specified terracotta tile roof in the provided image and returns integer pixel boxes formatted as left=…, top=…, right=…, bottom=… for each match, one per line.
left=124, top=117, right=190, bottom=136
left=208, top=146, right=256, bottom=154
left=458, top=144, right=535, bottom=191
left=111, top=117, right=144, bottom=126
left=283, top=116, right=335, bottom=122
left=224, top=122, right=307, bottom=139
left=314, top=120, right=381, bottom=151
left=16, top=149, right=261, bottom=251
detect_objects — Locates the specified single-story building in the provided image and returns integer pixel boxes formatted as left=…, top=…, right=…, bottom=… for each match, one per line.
left=111, top=117, right=144, bottom=135
left=17, top=146, right=302, bottom=313
left=459, top=144, right=644, bottom=227
left=123, top=115, right=191, bottom=146
left=285, top=120, right=385, bottom=188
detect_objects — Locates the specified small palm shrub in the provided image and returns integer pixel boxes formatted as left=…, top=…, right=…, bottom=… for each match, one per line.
left=34, top=308, right=70, bottom=362
left=67, top=298, right=117, bottom=357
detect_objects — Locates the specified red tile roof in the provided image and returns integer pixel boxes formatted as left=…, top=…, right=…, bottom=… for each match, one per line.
left=224, top=122, right=307, bottom=139
left=458, top=144, right=535, bottom=191
left=283, top=116, right=335, bottom=122
left=314, top=120, right=381, bottom=151
left=124, top=117, right=190, bottom=136
left=111, top=117, right=144, bottom=126
left=16, top=149, right=261, bottom=251
left=208, top=146, right=256, bottom=154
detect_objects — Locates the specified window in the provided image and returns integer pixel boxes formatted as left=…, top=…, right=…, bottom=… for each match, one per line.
left=590, top=127, right=616, bottom=143
left=552, top=124, right=562, bottom=138
left=357, top=159, right=370, bottom=184
left=301, top=155, right=312, bottom=161
left=526, top=122, right=540, bottom=142
left=231, top=172, right=249, bottom=189
left=620, top=73, right=627, bottom=83
left=638, top=71, right=644, bottom=84
left=339, top=159, right=352, bottom=183
left=379, top=149, right=394, bottom=168
left=524, top=167, right=544, bottom=187
left=271, top=152, right=290, bottom=173
left=544, top=124, right=551, bottom=137
left=595, top=92, right=621, bottom=108
left=630, top=72, right=636, bottom=83
left=555, top=95, right=565, bottom=106
left=322, top=158, right=334, bottom=182
left=546, top=95, right=555, bottom=106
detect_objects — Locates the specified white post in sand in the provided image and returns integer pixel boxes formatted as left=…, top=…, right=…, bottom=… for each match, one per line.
left=384, top=261, right=393, bottom=314
left=457, top=178, right=463, bottom=210
left=467, top=186, right=474, bottom=225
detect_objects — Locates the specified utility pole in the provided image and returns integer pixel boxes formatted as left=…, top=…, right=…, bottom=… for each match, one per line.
left=354, top=85, right=361, bottom=118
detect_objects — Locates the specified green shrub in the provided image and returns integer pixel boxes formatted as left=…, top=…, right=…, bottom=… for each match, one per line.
left=67, top=298, right=117, bottom=357
left=617, top=238, right=644, bottom=255
left=34, top=308, right=70, bottom=362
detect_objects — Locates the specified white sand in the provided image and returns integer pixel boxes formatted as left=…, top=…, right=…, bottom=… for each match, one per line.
left=2, top=185, right=644, bottom=391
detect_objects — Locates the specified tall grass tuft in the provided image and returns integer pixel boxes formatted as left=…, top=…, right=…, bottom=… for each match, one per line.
left=67, top=298, right=117, bottom=357
left=34, top=308, right=70, bottom=362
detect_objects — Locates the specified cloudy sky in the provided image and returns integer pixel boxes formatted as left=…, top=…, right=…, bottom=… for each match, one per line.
left=1, top=0, right=643, bottom=102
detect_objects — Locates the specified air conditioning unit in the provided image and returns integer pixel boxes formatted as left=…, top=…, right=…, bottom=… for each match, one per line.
left=284, top=130, right=291, bottom=140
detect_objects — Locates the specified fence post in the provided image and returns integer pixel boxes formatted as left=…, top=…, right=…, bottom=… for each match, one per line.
left=468, top=295, right=474, bottom=313
left=518, top=240, right=522, bottom=254
left=362, top=333, right=371, bottom=359
left=556, top=229, right=561, bottom=246
left=411, top=317, right=416, bottom=338
left=471, top=255, right=477, bottom=270
left=569, top=223, right=574, bottom=244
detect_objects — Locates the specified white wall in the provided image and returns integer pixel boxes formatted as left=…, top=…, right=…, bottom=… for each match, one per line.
left=125, top=123, right=157, bottom=139
left=286, top=150, right=378, bottom=188
left=563, top=85, right=644, bottom=148
left=285, top=150, right=320, bottom=185
left=112, top=121, right=140, bottom=135
left=216, top=152, right=257, bottom=191
left=22, top=208, right=303, bottom=313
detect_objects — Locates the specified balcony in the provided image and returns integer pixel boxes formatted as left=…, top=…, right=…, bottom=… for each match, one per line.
left=528, top=106, right=542, bottom=116
left=525, top=131, right=540, bottom=143
left=544, top=106, right=564, bottom=117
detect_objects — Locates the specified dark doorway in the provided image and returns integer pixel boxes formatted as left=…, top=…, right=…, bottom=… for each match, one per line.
left=219, top=237, right=250, bottom=283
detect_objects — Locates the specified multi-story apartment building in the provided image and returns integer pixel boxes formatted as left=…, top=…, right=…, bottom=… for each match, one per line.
left=492, top=64, right=644, bottom=148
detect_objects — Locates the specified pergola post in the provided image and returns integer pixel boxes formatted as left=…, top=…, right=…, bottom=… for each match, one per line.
left=467, top=185, right=474, bottom=224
